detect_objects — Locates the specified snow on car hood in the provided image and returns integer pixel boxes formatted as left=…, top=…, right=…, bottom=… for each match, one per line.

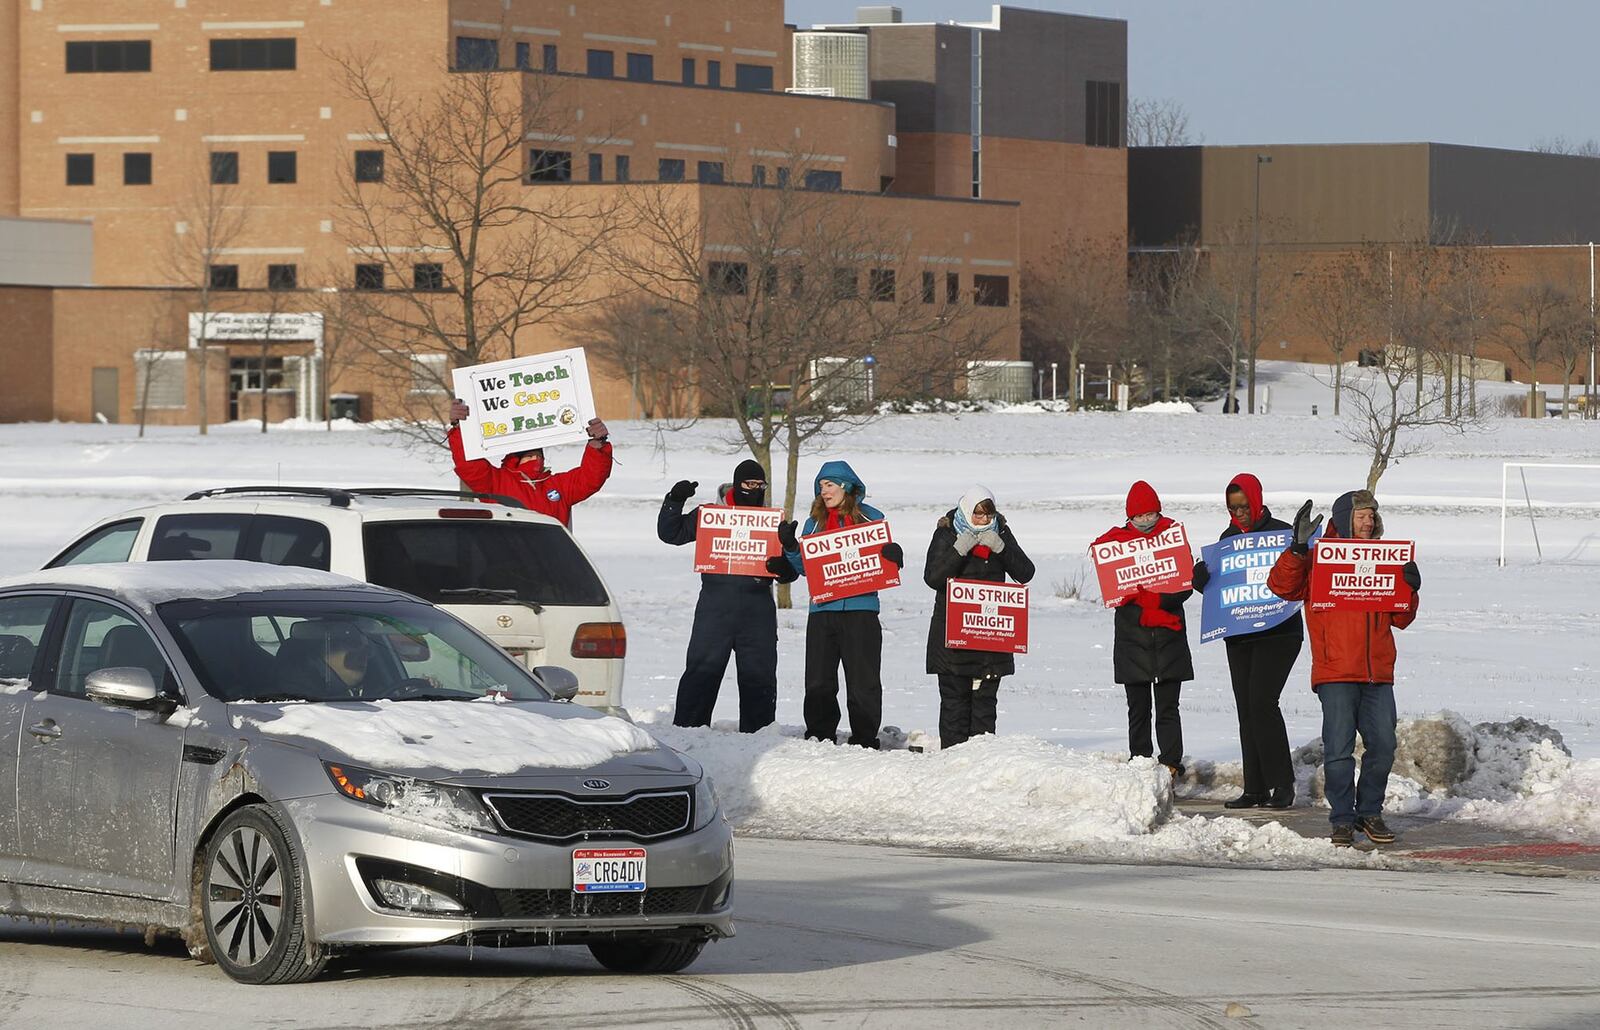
left=1, top=560, right=369, bottom=612
left=235, top=698, right=658, bottom=775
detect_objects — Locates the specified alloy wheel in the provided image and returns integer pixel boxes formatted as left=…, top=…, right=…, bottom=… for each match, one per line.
left=205, top=826, right=285, bottom=967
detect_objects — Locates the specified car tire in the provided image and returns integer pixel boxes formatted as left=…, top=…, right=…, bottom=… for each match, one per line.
left=588, top=938, right=706, bottom=974
left=200, top=805, right=328, bottom=985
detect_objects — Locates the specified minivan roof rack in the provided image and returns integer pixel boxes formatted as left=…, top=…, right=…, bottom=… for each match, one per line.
left=181, top=485, right=529, bottom=510
left=184, top=486, right=355, bottom=507
left=344, top=488, right=528, bottom=510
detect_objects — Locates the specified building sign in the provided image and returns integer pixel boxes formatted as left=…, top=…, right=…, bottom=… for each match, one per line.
left=1198, top=528, right=1312, bottom=643
left=1091, top=523, right=1195, bottom=608
left=799, top=520, right=901, bottom=604
left=944, top=578, right=1029, bottom=653
left=188, top=311, right=324, bottom=347
left=693, top=505, right=783, bottom=577
left=1309, top=539, right=1416, bottom=612
left=451, top=348, right=598, bottom=461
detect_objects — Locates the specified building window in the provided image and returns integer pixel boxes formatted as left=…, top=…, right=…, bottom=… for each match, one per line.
left=210, top=38, right=297, bottom=71
left=946, top=272, right=960, bottom=304
left=267, top=264, right=298, bottom=290
left=626, top=52, right=653, bottom=81
left=658, top=158, right=685, bottom=182
left=804, top=169, right=842, bottom=192
left=775, top=166, right=791, bottom=189
left=708, top=262, right=748, bottom=296
left=65, top=153, right=93, bottom=186
left=413, top=263, right=445, bottom=291
left=832, top=267, right=858, bottom=300
left=870, top=268, right=896, bottom=303
left=751, top=164, right=766, bottom=187
left=210, top=151, right=239, bottom=185
left=267, top=151, right=297, bottom=184
left=587, top=152, right=604, bottom=181
left=354, top=263, right=385, bottom=290
left=123, top=152, right=152, bottom=185
left=921, top=270, right=936, bottom=304
left=527, top=149, right=572, bottom=183
left=707, top=60, right=721, bottom=87
left=974, top=274, right=1010, bottom=307
left=735, top=64, right=774, bottom=91
left=65, top=40, right=151, bottom=73
left=697, top=161, right=724, bottom=184
left=760, top=265, right=779, bottom=295
left=410, top=354, right=448, bottom=395
left=208, top=264, right=239, bottom=290
left=614, top=154, right=630, bottom=182
left=135, top=351, right=187, bottom=409
left=586, top=49, right=614, bottom=78
left=353, top=149, right=384, bottom=183
left=543, top=44, right=558, bottom=72
left=681, top=57, right=695, bottom=84
left=1086, top=80, right=1123, bottom=148
left=455, top=37, right=498, bottom=71
left=515, top=42, right=532, bottom=70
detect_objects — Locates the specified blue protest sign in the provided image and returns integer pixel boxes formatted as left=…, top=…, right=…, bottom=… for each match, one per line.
left=1198, top=528, right=1311, bottom=643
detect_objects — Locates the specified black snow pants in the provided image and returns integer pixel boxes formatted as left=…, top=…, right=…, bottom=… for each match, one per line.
left=1124, top=680, right=1184, bottom=770
left=672, top=580, right=778, bottom=733
left=803, top=610, right=883, bottom=748
left=937, top=674, right=1001, bottom=749
left=1225, top=634, right=1301, bottom=793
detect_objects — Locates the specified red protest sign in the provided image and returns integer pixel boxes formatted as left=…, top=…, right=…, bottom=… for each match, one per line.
left=944, top=579, right=1029, bottom=653
left=693, top=505, right=783, bottom=577
left=799, top=520, right=901, bottom=604
left=1091, top=523, right=1195, bottom=608
left=1309, top=539, right=1415, bottom=612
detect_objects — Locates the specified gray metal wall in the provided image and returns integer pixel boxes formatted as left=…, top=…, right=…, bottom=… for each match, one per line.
left=1429, top=144, right=1600, bottom=244
left=981, top=7, right=1126, bottom=145
left=0, top=217, right=93, bottom=286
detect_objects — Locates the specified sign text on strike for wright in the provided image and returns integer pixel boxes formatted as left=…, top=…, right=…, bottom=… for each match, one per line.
left=799, top=521, right=900, bottom=604
left=1091, top=523, right=1194, bottom=607
left=692, top=505, right=782, bottom=577
left=944, top=578, right=1029, bottom=653
left=1310, top=539, right=1415, bottom=612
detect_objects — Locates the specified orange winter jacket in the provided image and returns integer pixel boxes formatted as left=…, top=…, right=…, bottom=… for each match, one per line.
left=1267, top=547, right=1417, bottom=688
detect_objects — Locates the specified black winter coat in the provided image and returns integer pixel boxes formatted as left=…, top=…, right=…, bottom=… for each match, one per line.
left=1112, top=588, right=1195, bottom=685
left=924, top=511, right=1036, bottom=678
left=1205, top=506, right=1304, bottom=643
left=657, top=495, right=776, bottom=596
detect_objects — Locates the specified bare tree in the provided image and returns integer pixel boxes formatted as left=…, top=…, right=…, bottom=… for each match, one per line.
left=1021, top=233, right=1124, bottom=410
left=1499, top=280, right=1577, bottom=417
left=165, top=151, right=248, bottom=435
left=1126, top=244, right=1212, bottom=404
left=1171, top=219, right=1292, bottom=412
left=1127, top=98, right=1199, bottom=147
left=1298, top=252, right=1376, bottom=416
left=1531, top=136, right=1600, bottom=157
left=570, top=295, right=698, bottom=423
left=134, top=293, right=185, bottom=438
left=1548, top=284, right=1592, bottom=418
left=1438, top=240, right=1503, bottom=417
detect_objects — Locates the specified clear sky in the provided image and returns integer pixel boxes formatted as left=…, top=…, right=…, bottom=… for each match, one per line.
left=785, top=1, right=1600, bottom=152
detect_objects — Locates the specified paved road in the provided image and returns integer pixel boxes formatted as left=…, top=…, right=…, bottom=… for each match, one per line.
left=2, top=838, right=1597, bottom=1029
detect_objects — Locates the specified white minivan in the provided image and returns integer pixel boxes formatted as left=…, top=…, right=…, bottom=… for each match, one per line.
left=43, top=486, right=628, bottom=712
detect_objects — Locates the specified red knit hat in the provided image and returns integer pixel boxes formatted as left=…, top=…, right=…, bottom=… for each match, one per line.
left=1125, top=480, right=1161, bottom=519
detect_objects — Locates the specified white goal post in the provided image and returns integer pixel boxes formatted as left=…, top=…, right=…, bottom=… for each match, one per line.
left=1499, top=462, right=1600, bottom=566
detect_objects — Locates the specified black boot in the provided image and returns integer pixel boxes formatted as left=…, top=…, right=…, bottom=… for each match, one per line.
left=1266, top=784, right=1296, bottom=809
left=1223, top=792, right=1269, bottom=810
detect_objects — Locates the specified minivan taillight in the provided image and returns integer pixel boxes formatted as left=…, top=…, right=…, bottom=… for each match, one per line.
left=438, top=508, right=494, bottom=519
left=571, top=622, right=626, bottom=659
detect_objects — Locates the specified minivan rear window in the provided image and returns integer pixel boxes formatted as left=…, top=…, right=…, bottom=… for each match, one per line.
left=362, top=522, right=609, bottom=606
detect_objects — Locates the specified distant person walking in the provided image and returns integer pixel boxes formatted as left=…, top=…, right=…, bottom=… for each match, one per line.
left=446, top=398, right=611, bottom=527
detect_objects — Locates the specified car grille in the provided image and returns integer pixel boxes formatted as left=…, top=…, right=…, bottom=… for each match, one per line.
left=492, top=885, right=708, bottom=920
left=482, top=790, right=692, bottom=842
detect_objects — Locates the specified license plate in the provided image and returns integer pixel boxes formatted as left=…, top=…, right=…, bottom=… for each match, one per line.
left=573, top=847, right=646, bottom=893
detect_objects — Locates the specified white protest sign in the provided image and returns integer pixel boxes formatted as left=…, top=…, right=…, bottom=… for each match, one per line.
left=451, top=348, right=597, bottom=462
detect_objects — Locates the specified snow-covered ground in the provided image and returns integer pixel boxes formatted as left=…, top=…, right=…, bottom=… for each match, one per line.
left=3, top=360, right=1597, bottom=863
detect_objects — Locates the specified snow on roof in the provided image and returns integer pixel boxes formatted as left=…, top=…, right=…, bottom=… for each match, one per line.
left=0, top=560, right=371, bottom=611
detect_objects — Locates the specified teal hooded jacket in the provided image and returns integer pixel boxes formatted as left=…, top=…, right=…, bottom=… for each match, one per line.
left=782, top=460, right=890, bottom=613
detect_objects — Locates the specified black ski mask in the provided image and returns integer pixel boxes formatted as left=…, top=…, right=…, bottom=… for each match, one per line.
left=732, top=458, right=767, bottom=507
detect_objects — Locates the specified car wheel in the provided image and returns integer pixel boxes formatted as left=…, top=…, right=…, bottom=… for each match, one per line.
left=588, top=938, right=706, bottom=974
left=201, top=805, right=328, bottom=985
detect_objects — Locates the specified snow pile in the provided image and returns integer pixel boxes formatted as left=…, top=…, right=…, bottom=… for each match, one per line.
left=0, top=560, right=368, bottom=612
left=1130, top=400, right=1197, bottom=414
left=0, top=678, right=33, bottom=695
left=239, top=699, right=656, bottom=774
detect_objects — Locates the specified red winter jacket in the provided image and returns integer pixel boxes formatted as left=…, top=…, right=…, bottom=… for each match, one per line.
left=1267, top=545, right=1417, bottom=689
left=446, top=425, right=612, bottom=527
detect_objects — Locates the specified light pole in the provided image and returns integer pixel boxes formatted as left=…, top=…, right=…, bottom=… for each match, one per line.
left=1248, top=153, right=1272, bottom=414
left=1050, top=361, right=1058, bottom=400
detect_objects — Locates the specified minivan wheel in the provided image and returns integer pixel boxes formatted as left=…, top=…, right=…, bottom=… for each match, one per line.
left=588, top=938, right=706, bottom=974
left=201, top=805, right=327, bottom=985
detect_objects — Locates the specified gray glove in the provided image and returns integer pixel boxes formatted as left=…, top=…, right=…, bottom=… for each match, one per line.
left=975, top=528, right=1005, bottom=554
left=953, top=531, right=979, bottom=555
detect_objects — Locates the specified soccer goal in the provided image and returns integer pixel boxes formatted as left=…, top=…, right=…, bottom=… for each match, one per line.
left=1499, top=462, right=1600, bottom=566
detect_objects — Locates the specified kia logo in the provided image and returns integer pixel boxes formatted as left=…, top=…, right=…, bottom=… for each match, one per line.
left=581, top=779, right=611, bottom=790
left=496, top=615, right=514, bottom=629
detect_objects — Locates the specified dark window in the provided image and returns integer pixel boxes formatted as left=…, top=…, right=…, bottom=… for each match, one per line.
left=354, top=263, right=385, bottom=290
left=775, top=166, right=791, bottom=189
left=946, top=272, right=961, bottom=304
left=543, top=44, right=558, bottom=72
left=267, top=264, right=298, bottom=290
left=626, top=52, right=653, bottom=81
left=209, top=265, right=240, bottom=290
left=697, top=160, right=724, bottom=184
left=150, top=513, right=328, bottom=570
left=266, top=150, right=297, bottom=184
left=708, top=261, right=748, bottom=296
left=832, top=267, right=858, bottom=300
left=588, top=152, right=604, bottom=181
left=515, top=41, right=531, bottom=70
left=586, top=49, right=614, bottom=78
left=804, top=169, right=842, bottom=192
left=363, top=521, right=608, bottom=606
left=354, top=149, right=385, bottom=183
left=210, top=150, right=239, bottom=184
left=974, top=274, right=1011, bottom=307
left=735, top=63, right=774, bottom=91
left=53, top=599, right=172, bottom=699
left=413, top=263, right=445, bottom=291
left=65, top=40, right=152, bottom=73
left=614, top=154, right=630, bottom=182
left=921, top=270, right=937, bottom=304
left=681, top=57, right=695, bottom=84
left=65, top=153, right=94, bottom=186
left=47, top=518, right=144, bottom=568
left=123, top=152, right=152, bottom=185
left=707, top=60, right=721, bottom=87
left=1086, top=80, right=1123, bottom=148
left=455, top=36, right=498, bottom=71
left=527, top=149, right=572, bottom=183
left=760, top=264, right=779, bottom=295
left=658, top=158, right=685, bottom=182
left=210, top=37, right=296, bottom=71
left=870, top=268, right=896, bottom=302
left=751, top=164, right=767, bottom=187
left=251, top=516, right=331, bottom=570
left=0, top=594, right=53, bottom=681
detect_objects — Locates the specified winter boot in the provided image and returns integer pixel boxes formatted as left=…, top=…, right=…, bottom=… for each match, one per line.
left=1331, top=824, right=1355, bottom=848
left=1355, top=815, right=1396, bottom=844
left=1265, top=785, right=1296, bottom=810
left=1223, top=793, right=1268, bottom=810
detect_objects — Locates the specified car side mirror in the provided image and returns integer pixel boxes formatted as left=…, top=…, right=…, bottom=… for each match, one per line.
left=85, top=667, right=161, bottom=708
left=532, top=665, right=580, bottom=702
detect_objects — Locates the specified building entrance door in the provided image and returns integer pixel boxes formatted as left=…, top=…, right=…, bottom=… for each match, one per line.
left=91, top=367, right=119, bottom=423
left=228, top=355, right=287, bottom=422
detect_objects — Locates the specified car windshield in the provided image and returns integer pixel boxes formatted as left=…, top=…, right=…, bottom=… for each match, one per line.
left=362, top=521, right=610, bottom=606
left=159, top=596, right=552, bottom=703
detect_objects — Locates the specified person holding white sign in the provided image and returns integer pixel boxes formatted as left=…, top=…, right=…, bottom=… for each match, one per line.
left=1092, top=481, right=1194, bottom=781
left=922, top=486, right=1035, bottom=748
left=1268, top=490, right=1421, bottom=848
left=446, top=398, right=611, bottom=527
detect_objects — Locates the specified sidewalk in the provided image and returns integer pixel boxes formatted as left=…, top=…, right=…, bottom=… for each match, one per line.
left=1176, top=797, right=1600, bottom=877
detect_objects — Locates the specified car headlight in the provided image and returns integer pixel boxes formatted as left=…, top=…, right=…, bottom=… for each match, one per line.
left=324, top=762, right=497, bottom=835
left=692, top=774, right=722, bottom=831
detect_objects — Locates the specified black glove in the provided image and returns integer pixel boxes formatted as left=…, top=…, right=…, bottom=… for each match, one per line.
left=667, top=480, right=698, bottom=504
left=777, top=520, right=799, bottom=552
left=1402, top=560, right=1421, bottom=590
left=765, top=555, right=798, bottom=583
left=1291, top=500, right=1323, bottom=554
left=1191, top=560, right=1211, bottom=593
left=882, top=542, right=904, bottom=568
